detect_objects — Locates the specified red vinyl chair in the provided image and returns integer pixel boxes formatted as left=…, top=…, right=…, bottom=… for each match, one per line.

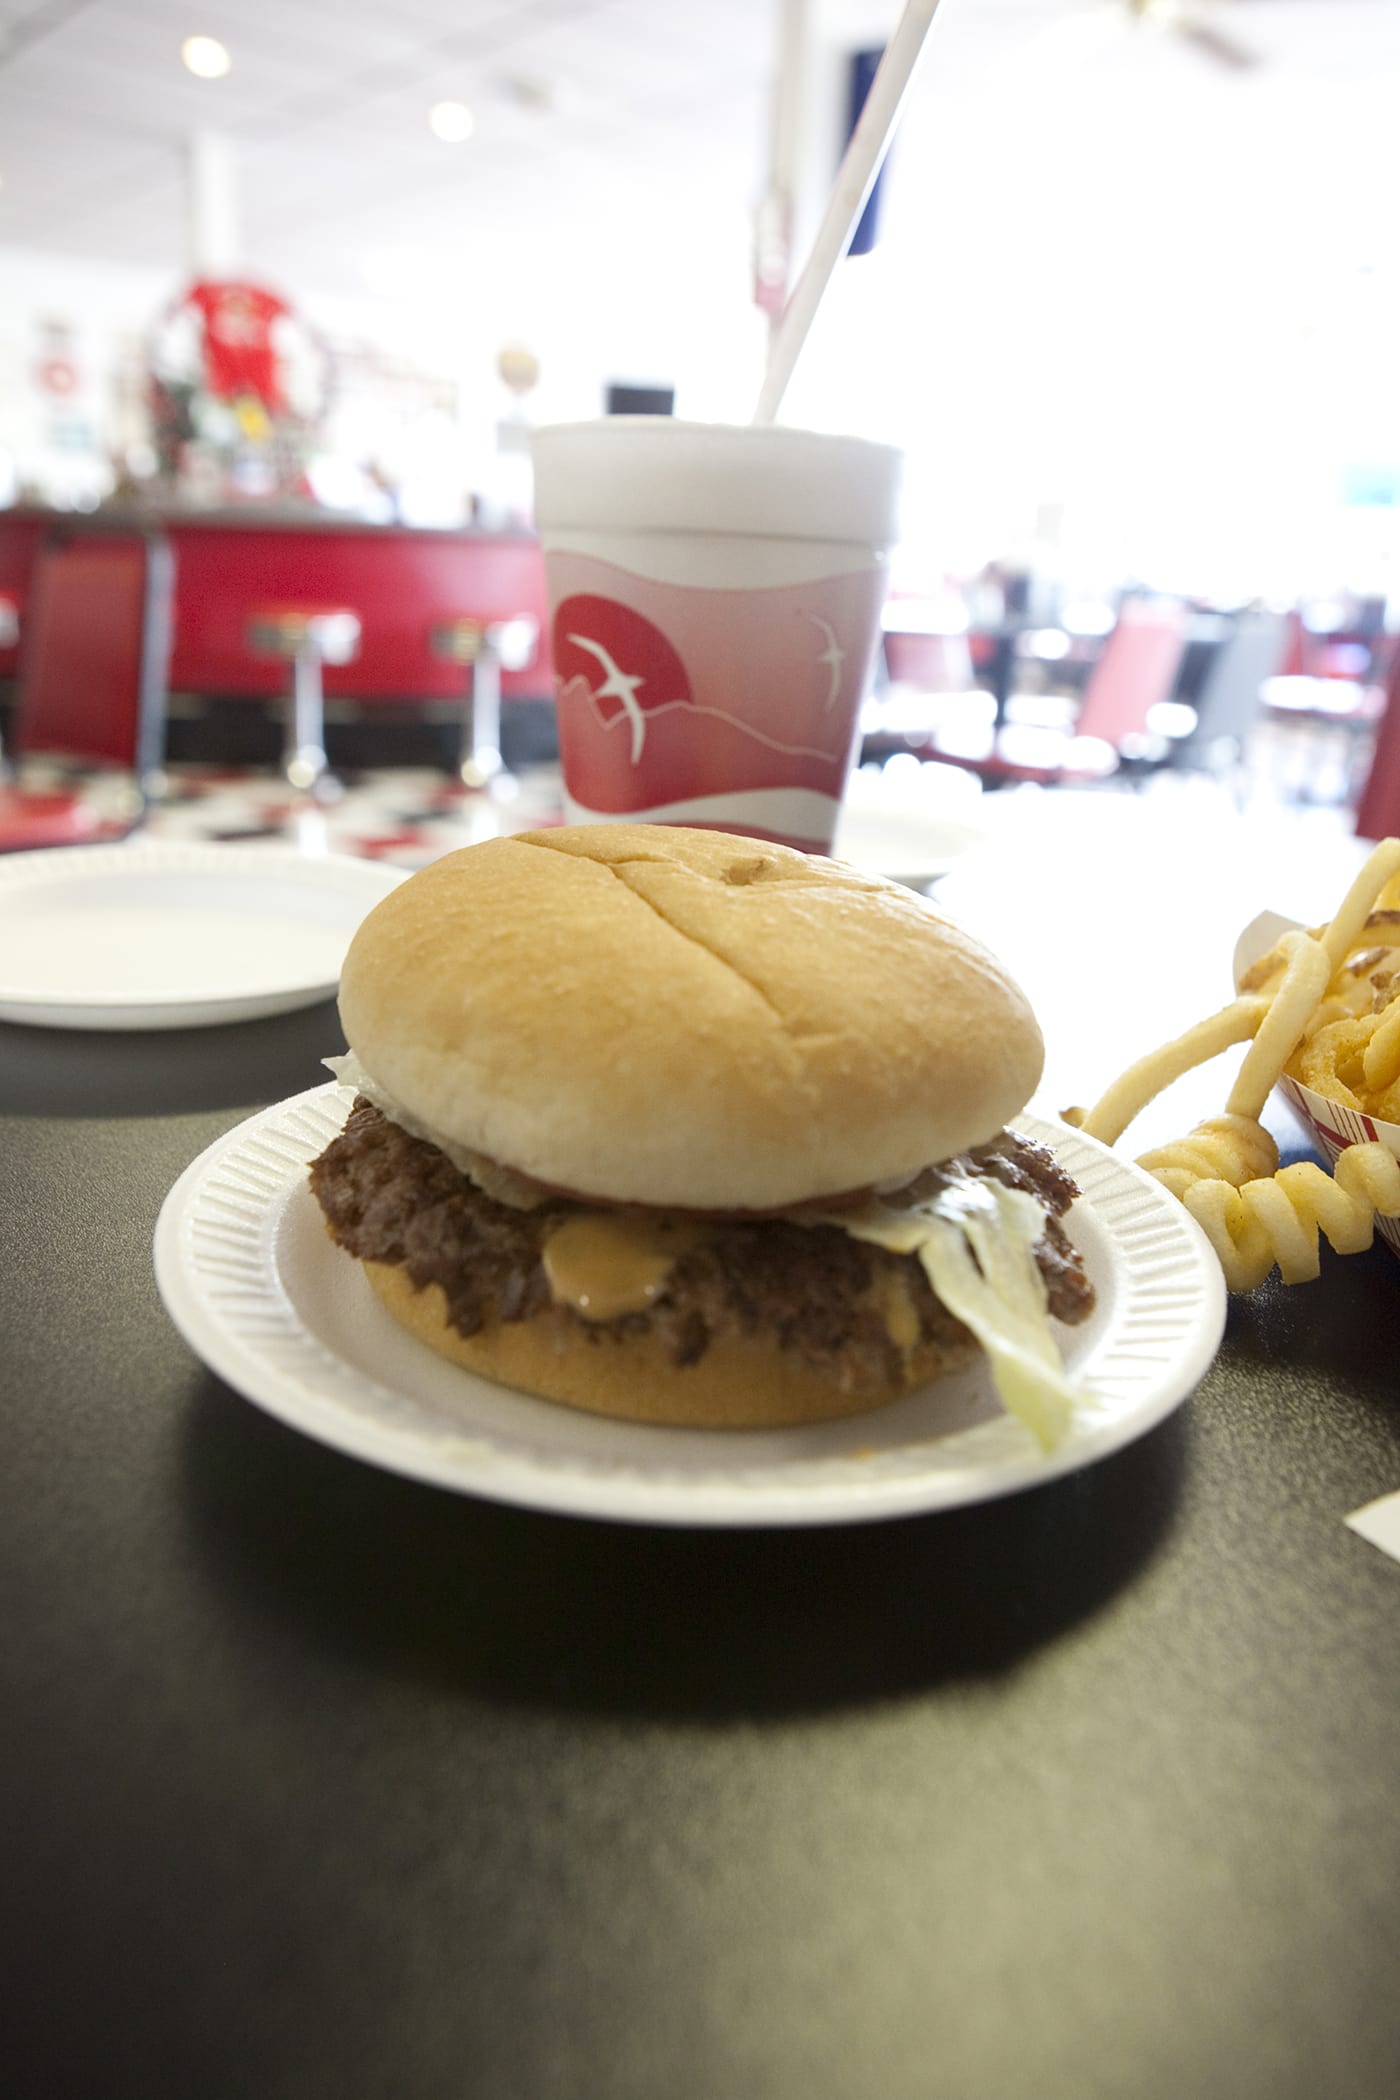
left=0, top=528, right=173, bottom=852
left=0, top=509, right=46, bottom=685
left=1354, top=644, right=1400, bottom=842
left=916, top=597, right=1191, bottom=786
left=863, top=624, right=995, bottom=758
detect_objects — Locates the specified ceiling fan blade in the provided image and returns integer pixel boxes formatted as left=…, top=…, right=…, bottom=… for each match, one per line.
left=1175, top=15, right=1264, bottom=70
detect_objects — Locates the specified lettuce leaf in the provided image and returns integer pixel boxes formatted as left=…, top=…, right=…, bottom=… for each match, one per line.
left=834, top=1177, right=1079, bottom=1452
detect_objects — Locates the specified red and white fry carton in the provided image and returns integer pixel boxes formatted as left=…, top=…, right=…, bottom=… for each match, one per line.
left=1235, top=911, right=1400, bottom=1262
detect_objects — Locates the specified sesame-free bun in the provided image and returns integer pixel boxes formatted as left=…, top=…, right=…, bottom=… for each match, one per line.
left=362, top=1259, right=979, bottom=1429
left=338, top=825, right=1043, bottom=1212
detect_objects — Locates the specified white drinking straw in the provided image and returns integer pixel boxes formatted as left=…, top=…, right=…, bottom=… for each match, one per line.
left=753, top=0, right=947, bottom=426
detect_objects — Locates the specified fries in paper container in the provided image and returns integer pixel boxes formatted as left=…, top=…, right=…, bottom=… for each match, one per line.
left=1067, top=839, right=1400, bottom=1291
left=1234, top=908, right=1400, bottom=1266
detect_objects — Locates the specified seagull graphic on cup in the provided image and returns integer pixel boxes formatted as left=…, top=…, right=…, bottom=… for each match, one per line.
left=564, top=631, right=650, bottom=761
left=807, top=614, right=846, bottom=711
left=564, top=614, right=848, bottom=765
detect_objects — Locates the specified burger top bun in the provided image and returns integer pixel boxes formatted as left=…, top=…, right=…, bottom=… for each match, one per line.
left=338, top=825, right=1044, bottom=1213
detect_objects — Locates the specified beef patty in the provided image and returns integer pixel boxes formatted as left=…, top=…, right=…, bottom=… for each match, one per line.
left=309, top=1101, right=1096, bottom=1396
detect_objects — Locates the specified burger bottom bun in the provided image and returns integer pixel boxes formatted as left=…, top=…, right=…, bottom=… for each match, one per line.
left=363, top=1260, right=980, bottom=1431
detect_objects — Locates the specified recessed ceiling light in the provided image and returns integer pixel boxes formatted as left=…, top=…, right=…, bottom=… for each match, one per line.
left=182, top=35, right=232, bottom=80
left=428, top=100, right=475, bottom=144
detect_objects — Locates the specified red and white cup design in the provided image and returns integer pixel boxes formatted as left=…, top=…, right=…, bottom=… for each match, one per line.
left=532, top=420, right=903, bottom=854
left=546, top=555, right=888, bottom=852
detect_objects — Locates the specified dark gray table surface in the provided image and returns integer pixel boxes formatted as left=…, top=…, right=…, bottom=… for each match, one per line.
left=3, top=864, right=1399, bottom=2100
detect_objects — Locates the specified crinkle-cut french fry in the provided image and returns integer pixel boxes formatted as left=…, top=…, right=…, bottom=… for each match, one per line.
left=1181, top=1178, right=1281, bottom=1293
left=1226, top=930, right=1331, bottom=1121
left=1291, top=1002, right=1400, bottom=1117
left=1179, top=1144, right=1400, bottom=1291
left=1309, top=994, right=1367, bottom=1032
left=1320, top=840, right=1400, bottom=971
left=1238, top=904, right=1400, bottom=997
left=1136, top=1114, right=1279, bottom=1200
left=1237, top=940, right=1305, bottom=994
left=1069, top=837, right=1400, bottom=1290
left=1361, top=994, right=1400, bottom=1094
left=1072, top=998, right=1267, bottom=1146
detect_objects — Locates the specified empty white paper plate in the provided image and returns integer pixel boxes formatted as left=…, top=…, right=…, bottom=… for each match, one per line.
left=0, top=841, right=405, bottom=1029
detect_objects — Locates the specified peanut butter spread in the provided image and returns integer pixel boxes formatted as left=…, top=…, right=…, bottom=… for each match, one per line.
left=542, top=1213, right=715, bottom=1322
left=308, top=1100, right=1095, bottom=1400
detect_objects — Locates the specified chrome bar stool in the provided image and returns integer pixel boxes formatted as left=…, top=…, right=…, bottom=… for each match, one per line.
left=247, top=604, right=361, bottom=794
left=429, top=616, right=538, bottom=789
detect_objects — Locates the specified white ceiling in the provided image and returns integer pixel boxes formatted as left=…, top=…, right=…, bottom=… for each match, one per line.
left=0, top=0, right=787, bottom=293
left=0, top=0, right=1396, bottom=311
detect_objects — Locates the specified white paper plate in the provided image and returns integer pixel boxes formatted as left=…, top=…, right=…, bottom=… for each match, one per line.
left=832, top=771, right=986, bottom=887
left=154, top=1087, right=1226, bottom=1528
left=832, top=806, right=986, bottom=888
left=0, top=842, right=405, bottom=1029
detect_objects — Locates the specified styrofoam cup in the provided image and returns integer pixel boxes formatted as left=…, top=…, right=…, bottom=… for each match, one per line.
left=531, top=418, right=903, bottom=853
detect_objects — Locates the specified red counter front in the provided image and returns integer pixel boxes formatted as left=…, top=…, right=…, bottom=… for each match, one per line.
left=0, top=509, right=555, bottom=705
left=0, top=512, right=46, bottom=680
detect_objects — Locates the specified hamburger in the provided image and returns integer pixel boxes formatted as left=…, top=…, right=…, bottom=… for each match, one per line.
left=308, top=825, right=1094, bottom=1445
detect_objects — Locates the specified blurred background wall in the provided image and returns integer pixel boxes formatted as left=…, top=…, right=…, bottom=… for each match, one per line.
left=0, top=0, right=1396, bottom=613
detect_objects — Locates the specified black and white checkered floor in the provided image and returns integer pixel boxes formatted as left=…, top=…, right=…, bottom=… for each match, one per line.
left=139, top=763, right=568, bottom=868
